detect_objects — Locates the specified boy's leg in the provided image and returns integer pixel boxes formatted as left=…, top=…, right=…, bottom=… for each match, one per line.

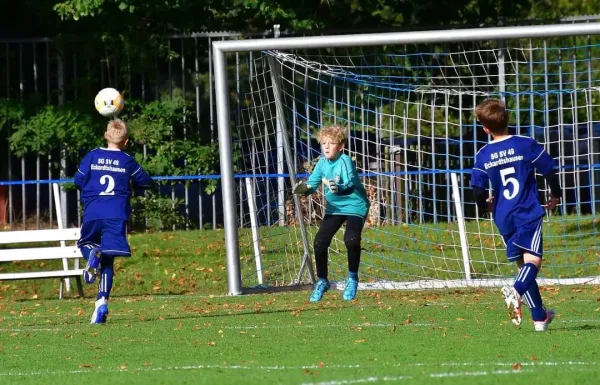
left=517, top=254, right=549, bottom=322
left=97, top=255, right=115, bottom=301
left=504, top=218, right=552, bottom=328
left=310, top=215, right=345, bottom=302
left=90, top=255, right=114, bottom=324
left=77, top=221, right=102, bottom=284
left=90, top=219, right=131, bottom=324
left=342, top=216, right=365, bottom=301
left=313, top=215, right=345, bottom=280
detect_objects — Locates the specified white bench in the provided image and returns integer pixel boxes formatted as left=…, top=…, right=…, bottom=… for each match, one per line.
left=0, top=228, right=85, bottom=299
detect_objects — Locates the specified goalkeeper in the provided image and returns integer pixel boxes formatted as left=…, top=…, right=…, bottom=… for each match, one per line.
left=293, top=125, right=369, bottom=302
left=470, top=98, right=560, bottom=331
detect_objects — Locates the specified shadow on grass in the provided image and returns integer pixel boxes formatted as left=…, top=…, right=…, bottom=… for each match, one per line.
left=553, top=323, right=600, bottom=332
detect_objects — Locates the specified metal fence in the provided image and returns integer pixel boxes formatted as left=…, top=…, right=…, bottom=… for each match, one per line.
left=0, top=30, right=276, bottom=230
left=4, top=18, right=600, bottom=231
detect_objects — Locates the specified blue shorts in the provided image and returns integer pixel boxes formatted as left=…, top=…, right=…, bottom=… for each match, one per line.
left=77, top=219, right=131, bottom=257
left=502, top=218, right=543, bottom=261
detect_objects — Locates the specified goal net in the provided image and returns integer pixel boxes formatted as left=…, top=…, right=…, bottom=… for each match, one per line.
left=220, top=25, right=600, bottom=292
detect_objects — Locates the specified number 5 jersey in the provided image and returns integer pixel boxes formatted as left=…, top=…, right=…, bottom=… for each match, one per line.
left=470, top=135, right=556, bottom=236
left=74, top=148, right=154, bottom=221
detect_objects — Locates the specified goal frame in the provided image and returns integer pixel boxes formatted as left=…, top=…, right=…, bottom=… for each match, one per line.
left=213, top=22, right=600, bottom=295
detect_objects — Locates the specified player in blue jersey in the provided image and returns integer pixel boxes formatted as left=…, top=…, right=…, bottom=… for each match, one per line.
left=74, top=119, right=154, bottom=324
left=470, top=98, right=561, bottom=331
left=293, top=125, right=370, bottom=302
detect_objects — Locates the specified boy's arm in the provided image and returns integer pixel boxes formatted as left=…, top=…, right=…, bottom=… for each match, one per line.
left=470, top=161, right=491, bottom=215
left=472, top=187, right=491, bottom=213
left=304, top=159, right=324, bottom=194
left=530, top=140, right=562, bottom=205
left=130, top=161, right=154, bottom=189
left=74, top=153, right=92, bottom=189
left=334, top=156, right=359, bottom=194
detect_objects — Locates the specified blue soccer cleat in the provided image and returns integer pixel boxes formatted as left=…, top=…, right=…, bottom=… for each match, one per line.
left=90, top=298, right=109, bottom=324
left=309, top=278, right=330, bottom=302
left=84, top=247, right=102, bottom=284
left=343, top=277, right=359, bottom=301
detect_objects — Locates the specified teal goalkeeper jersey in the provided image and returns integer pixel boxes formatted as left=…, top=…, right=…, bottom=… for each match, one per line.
left=305, top=154, right=369, bottom=218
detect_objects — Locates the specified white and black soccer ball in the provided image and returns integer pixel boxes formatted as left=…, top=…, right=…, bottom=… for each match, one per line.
left=94, top=88, right=124, bottom=118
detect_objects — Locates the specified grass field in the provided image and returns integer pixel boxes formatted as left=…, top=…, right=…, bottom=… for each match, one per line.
left=1, top=229, right=599, bottom=384
left=236, top=215, right=600, bottom=286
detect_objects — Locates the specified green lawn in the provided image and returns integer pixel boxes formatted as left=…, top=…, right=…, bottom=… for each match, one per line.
left=0, top=229, right=599, bottom=385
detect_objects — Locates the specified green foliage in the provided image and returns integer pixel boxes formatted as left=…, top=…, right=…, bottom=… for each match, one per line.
left=9, top=104, right=104, bottom=158
left=53, top=0, right=106, bottom=20
left=0, top=100, right=25, bottom=133
left=4, top=94, right=220, bottom=231
left=129, top=191, right=190, bottom=232
left=127, top=97, right=219, bottom=195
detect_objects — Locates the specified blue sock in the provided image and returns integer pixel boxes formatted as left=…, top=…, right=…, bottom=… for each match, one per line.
left=522, top=280, right=547, bottom=321
left=513, top=263, right=538, bottom=295
left=348, top=271, right=358, bottom=280
left=97, top=256, right=115, bottom=300
left=80, top=244, right=98, bottom=261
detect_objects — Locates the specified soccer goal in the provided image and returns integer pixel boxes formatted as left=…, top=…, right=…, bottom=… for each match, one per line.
left=213, top=22, right=600, bottom=295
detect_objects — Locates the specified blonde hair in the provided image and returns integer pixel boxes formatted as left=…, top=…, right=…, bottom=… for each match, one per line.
left=105, top=119, right=129, bottom=144
left=317, top=125, right=347, bottom=144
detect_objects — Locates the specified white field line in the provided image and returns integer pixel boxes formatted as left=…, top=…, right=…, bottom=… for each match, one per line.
left=0, top=361, right=596, bottom=379
left=302, top=369, right=522, bottom=385
left=299, top=375, right=412, bottom=385
left=429, top=368, right=523, bottom=378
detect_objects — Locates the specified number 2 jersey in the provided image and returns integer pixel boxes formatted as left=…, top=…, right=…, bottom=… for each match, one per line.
left=74, top=148, right=154, bottom=221
left=470, top=135, right=556, bottom=236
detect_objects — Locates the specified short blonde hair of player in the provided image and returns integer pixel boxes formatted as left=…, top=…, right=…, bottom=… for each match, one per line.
left=105, top=119, right=129, bottom=145
left=317, top=125, right=347, bottom=145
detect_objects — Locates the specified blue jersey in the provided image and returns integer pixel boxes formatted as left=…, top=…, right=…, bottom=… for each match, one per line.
left=74, top=148, right=154, bottom=221
left=306, top=154, right=369, bottom=218
left=470, top=135, right=555, bottom=236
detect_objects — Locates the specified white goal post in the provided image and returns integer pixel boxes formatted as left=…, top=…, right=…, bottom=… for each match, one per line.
left=213, top=22, right=600, bottom=295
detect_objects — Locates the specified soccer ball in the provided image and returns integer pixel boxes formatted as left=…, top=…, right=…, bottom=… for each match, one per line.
left=94, top=88, right=124, bottom=118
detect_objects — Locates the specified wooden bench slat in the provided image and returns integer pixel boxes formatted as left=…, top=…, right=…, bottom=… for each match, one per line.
left=0, top=269, right=85, bottom=280
left=0, top=228, right=81, bottom=244
left=0, top=246, right=82, bottom=262
left=0, top=228, right=85, bottom=298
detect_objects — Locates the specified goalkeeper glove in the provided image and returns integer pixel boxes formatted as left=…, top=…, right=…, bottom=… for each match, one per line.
left=322, top=178, right=338, bottom=193
left=292, top=181, right=311, bottom=195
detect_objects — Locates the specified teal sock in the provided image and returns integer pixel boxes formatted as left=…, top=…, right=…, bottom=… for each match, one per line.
left=349, top=271, right=358, bottom=280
